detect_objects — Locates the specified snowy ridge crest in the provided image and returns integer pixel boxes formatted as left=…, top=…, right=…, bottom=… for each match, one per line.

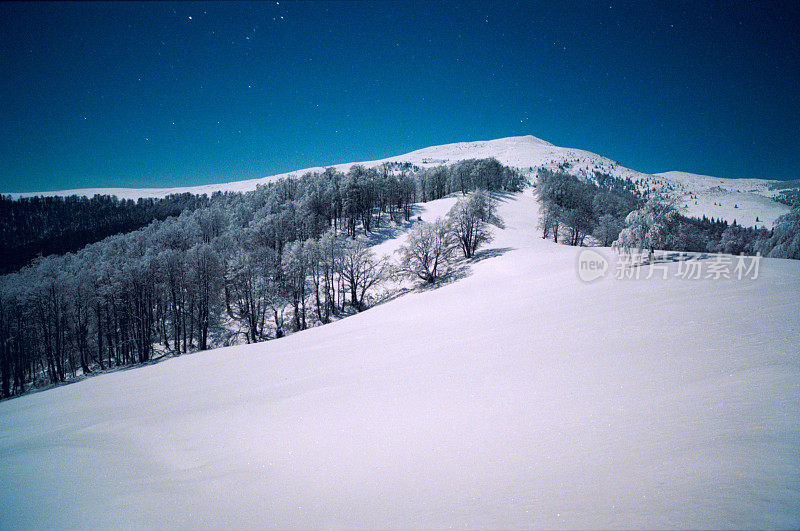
left=4, top=135, right=791, bottom=228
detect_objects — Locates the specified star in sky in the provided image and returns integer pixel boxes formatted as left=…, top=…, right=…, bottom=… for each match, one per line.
left=1, top=0, right=797, bottom=194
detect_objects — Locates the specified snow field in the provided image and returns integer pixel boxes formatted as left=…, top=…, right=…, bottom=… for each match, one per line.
left=1, top=189, right=798, bottom=529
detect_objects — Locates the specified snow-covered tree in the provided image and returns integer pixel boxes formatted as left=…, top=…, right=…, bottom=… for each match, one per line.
left=760, top=207, right=800, bottom=259
left=593, top=213, right=623, bottom=247
left=225, top=248, right=270, bottom=343
left=720, top=224, right=752, bottom=255
left=447, top=190, right=497, bottom=258
left=318, top=228, right=346, bottom=319
left=340, top=237, right=390, bottom=311
left=185, top=243, right=223, bottom=350
left=535, top=168, right=598, bottom=246
left=283, top=240, right=309, bottom=331
left=613, top=194, right=680, bottom=258
left=399, top=218, right=458, bottom=284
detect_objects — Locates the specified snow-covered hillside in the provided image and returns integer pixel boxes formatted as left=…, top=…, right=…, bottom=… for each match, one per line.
left=7, top=135, right=793, bottom=230
left=5, top=135, right=646, bottom=200
left=653, top=171, right=791, bottom=227
left=1, top=189, right=798, bottom=529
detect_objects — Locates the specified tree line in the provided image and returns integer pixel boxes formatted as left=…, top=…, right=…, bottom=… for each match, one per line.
left=0, top=159, right=523, bottom=397
left=535, top=168, right=800, bottom=259
left=0, top=192, right=212, bottom=274
left=536, top=168, right=640, bottom=247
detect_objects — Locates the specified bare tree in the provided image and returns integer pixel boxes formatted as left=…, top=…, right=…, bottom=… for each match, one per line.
left=398, top=218, right=458, bottom=284
left=593, top=214, right=623, bottom=247
left=340, top=238, right=390, bottom=311
left=447, top=190, right=497, bottom=258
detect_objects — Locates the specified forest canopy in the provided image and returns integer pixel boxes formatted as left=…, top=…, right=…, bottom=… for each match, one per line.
left=0, top=159, right=525, bottom=397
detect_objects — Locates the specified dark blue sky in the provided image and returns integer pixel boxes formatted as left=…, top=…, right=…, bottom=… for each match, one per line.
left=1, top=1, right=799, bottom=192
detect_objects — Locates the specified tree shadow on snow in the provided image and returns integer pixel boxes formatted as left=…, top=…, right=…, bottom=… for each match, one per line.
left=469, top=246, right=513, bottom=263
left=634, top=251, right=712, bottom=266
left=487, top=190, right=518, bottom=203
left=414, top=246, right=514, bottom=293
left=363, top=205, right=424, bottom=246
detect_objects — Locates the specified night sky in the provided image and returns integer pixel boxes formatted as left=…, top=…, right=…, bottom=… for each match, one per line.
left=2, top=1, right=799, bottom=193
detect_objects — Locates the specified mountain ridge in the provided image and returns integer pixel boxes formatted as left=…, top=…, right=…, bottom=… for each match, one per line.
left=2, top=135, right=776, bottom=199
left=5, top=134, right=793, bottom=227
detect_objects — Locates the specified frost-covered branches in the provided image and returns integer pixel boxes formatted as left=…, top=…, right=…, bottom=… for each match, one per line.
left=446, top=190, right=496, bottom=258
left=398, top=219, right=459, bottom=284
left=613, top=194, right=680, bottom=255
left=340, top=238, right=391, bottom=312
left=760, top=207, right=800, bottom=259
left=0, top=158, right=526, bottom=396
left=536, top=168, right=638, bottom=246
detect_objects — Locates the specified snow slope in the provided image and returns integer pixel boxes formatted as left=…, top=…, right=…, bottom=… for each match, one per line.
left=5, top=135, right=636, bottom=200
left=654, top=171, right=791, bottom=227
left=1, top=189, right=798, bottom=529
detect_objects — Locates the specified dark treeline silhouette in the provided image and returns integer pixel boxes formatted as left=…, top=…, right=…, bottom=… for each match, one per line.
left=0, top=159, right=525, bottom=397
left=0, top=193, right=211, bottom=274
left=775, top=189, right=800, bottom=208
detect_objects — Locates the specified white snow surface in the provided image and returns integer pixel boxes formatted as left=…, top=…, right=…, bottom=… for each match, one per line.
left=653, top=171, right=791, bottom=227
left=1, top=190, right=799, bottom=529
